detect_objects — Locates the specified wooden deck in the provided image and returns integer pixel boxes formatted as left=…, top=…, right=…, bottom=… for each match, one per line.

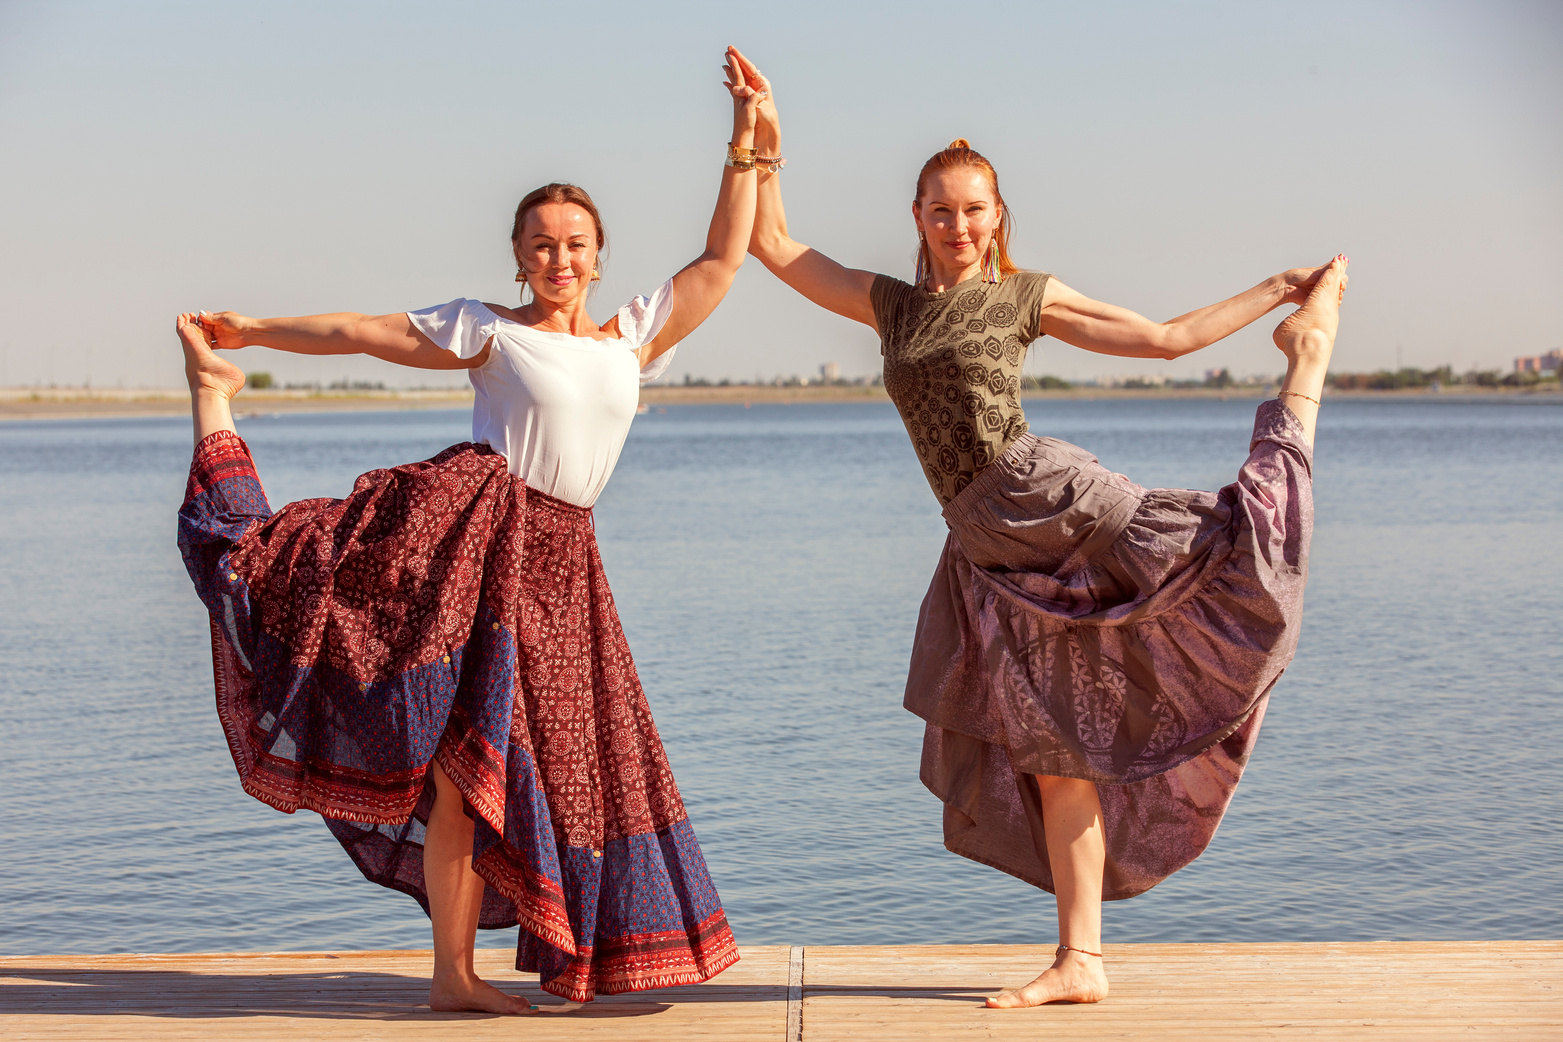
left=2, top=942, right=1558, bottom=1039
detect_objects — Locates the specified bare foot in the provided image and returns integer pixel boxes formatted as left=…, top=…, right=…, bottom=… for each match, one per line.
left=985, top=949, right=1109, bottom=1008
left=428, top=972, right=537, bottom=1015
left=1273, top=255, right=1347, bottom=365
left=177, top=312, right=245, bottom=399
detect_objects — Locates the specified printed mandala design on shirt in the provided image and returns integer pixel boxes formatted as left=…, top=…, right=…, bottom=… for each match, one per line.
left=872, top=271, right=1052, bottom=504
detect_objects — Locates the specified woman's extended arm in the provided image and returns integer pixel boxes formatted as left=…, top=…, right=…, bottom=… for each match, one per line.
left=199, top=310, right=479, bottom=370
left=730, top=47, right=879, bottom=331
left=634, top=54, right=766, bottom=365
left=1038, top=266, right=1333, bottom=360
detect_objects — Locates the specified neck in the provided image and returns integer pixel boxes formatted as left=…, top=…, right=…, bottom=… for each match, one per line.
left=923, top=259, right=981, bottom=293
left=519, top=292, right=597, bottom=335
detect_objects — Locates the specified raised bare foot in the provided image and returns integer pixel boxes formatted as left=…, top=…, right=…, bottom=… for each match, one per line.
left=985, top=948, right=1109, bottom=1008
left=177, top=312, right=246, bottom=399
left=1273, top=254, right=1347, bottom=365
left=428, top=971, right=537, bottom=1015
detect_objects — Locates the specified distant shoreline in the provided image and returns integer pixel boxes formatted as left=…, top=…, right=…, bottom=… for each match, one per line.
left=1, top=382, right=1557, bottom=421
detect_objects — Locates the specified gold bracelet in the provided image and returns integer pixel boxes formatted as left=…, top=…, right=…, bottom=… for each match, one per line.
left=725, top=143, right=757, bottom=170
left=1278, top=389, right=1320, bottom=406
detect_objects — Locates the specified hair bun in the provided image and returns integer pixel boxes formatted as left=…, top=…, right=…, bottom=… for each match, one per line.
left=948, top=138, right=971, bottom=151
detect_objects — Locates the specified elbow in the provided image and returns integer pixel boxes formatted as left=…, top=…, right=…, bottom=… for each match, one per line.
left=696, top=251, right=743, bottom=289
left=749, top=227, right=786, bottom=265
left=1153, top=326, right=1195, bottom=360
left=711, top=250, right=745, bottom=280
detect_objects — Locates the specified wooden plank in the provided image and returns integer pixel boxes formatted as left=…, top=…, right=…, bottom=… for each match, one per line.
left=798, top=942, right=1563, bottom=1041
left=4, top=942, right=1559, bottom=1040
left=0, top=946, right=790, bottom=1040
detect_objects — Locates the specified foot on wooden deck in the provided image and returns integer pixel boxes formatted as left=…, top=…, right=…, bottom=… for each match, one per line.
left=428, top=971, right=538, bottom=1015
left=985, top=949, right=1109, bottom=1008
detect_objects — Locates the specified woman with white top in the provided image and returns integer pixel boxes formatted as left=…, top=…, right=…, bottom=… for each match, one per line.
left=174, top=57, right=765, bottom=1014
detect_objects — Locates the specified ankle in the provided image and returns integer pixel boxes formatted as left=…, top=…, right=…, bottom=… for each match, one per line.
left=1056, top=943, right=1103, bottom=964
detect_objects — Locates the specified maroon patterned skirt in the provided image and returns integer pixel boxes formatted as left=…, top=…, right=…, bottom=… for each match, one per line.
left=177, top=432, right=737, bottom=1000
left=906, top=399, right=1312, bottom=899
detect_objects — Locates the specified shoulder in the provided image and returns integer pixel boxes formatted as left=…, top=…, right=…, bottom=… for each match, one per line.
left=1005, top=270, right=1053, bottom=302
left=475, top=301, right=518, bottom=322
left=999, top=271, right=1055, bottom=343
left=869, top=274, right=918, bottom=319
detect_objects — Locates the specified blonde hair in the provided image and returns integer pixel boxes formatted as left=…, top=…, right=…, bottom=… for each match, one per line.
left=914, top=139, right=1018, bottom=278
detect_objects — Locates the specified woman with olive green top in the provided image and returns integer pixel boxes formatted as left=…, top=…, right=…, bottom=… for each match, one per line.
left=730, top=46, right=1347, bottom=1008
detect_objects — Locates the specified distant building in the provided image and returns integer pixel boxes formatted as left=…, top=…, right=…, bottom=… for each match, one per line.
left=1513, top=349, right=1561, bottom=374
left=820, top=362, right=841, bottom=383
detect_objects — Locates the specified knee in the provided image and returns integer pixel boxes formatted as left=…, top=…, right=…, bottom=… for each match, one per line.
left=428, top=762, right=475, bottom=826
left=1034, top=773, right=1099, bottom=802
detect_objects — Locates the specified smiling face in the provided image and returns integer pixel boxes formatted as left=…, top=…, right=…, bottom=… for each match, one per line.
left=514, top=201, right=600, bottom=305
left=913, top=167, right=1002, bottom=281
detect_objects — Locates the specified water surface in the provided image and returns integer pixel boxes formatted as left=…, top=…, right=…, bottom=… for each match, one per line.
left=1, top=395, right=1558, bottom=954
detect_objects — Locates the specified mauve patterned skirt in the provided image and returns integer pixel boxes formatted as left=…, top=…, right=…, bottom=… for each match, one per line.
left=905, top=399, right=1312, bottom=900
left=177, top=432, right=737, bottom=1001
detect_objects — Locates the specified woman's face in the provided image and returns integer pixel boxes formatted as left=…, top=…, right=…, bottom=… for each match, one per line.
left=515, top=202, right=599, bottom=304
left=913, top=167, right=1001, bottom=277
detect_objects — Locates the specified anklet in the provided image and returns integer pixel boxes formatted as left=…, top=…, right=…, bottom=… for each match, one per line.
left=1057, top=943, right=1102, bottom=958
left=1278, top=390, right=1320, bottom=406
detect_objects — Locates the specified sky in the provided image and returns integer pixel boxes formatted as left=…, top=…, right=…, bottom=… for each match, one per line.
left=0, top=0, right=1558, bottom=388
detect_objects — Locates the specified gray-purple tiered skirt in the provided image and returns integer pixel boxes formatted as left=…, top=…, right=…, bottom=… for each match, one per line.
left=906, top=399, right=1312, bottom=899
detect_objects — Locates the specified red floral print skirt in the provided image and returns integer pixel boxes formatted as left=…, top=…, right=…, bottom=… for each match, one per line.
left=177, top=431, right=737, bottom=1000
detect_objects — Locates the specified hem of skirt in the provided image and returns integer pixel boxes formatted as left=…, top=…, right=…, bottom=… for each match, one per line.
left=539, top=931, right=741, bottom=1002
left=911, top=700, right=1263, bottom=788
left=237, top=777, right=421, bottom=826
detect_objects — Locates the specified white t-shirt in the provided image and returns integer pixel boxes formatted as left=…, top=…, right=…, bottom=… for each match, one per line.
left=407, top=280, right=676, bottom=508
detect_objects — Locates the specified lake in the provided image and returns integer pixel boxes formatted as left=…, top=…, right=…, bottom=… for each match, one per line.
left=0, top=395, right=1558, bottom=955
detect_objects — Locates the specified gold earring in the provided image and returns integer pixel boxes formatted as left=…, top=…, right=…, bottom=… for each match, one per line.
left=514, top=267, right=526, bottom=282
left=590, top=265, right=600, bottom=282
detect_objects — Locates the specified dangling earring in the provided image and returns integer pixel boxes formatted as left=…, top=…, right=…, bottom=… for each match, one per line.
left=981, top=231, right=1001, bottom=284
left=914, top=232, right=928, bottom=288
left=514, top=267, right=526, bottom=282
left=590, top=265, right=600, bottom=282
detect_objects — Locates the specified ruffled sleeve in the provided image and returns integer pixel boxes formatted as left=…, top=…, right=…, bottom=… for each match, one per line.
left=616, top=279, right=677, bottom=385
left=406, top=298, right=493, bottom=360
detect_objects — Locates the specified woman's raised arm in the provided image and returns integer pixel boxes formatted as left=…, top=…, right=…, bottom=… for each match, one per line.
left=730, top=47, right=879, bottom=332
left=635, top=53, right=766, bottom=366
left=1037, top=263, right=1338, bottom=361
left=199, top=309, right=481, bottom=371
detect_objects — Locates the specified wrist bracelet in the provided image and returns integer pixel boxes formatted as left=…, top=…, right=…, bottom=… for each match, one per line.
left=756, top=154, right=786, bottom=173
left=725, top=143, right=757, bottom=170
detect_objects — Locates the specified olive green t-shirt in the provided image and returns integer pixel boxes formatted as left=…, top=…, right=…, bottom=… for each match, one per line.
left=871, top=271, right=1052, bottom=505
